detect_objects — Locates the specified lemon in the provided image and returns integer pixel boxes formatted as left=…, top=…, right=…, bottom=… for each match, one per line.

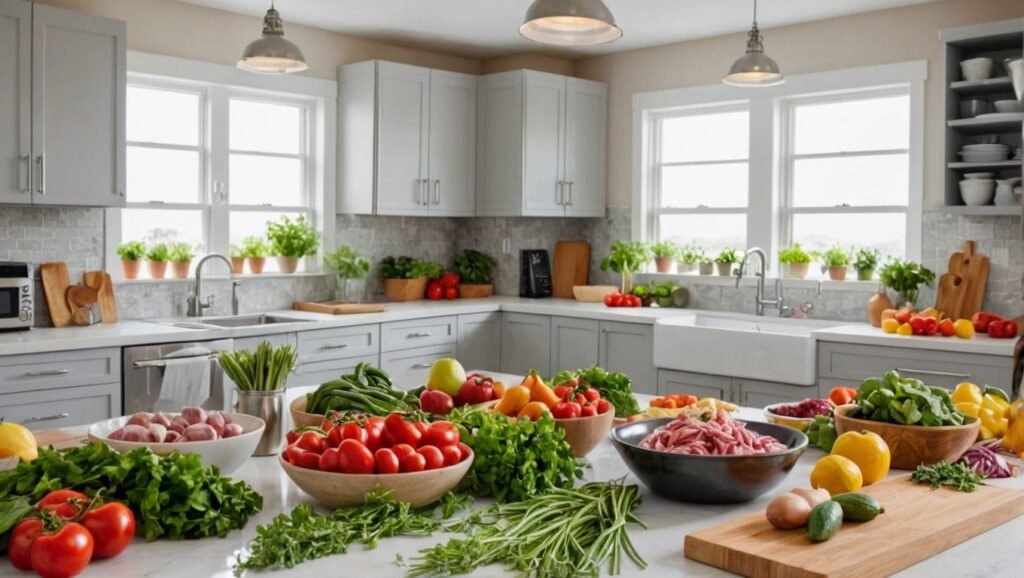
left=896, top=322, right=913, bottom=336
left=810, top=454, right=863, bottom=495
left=881, top=319, right=900, bottom=334
left=953, top=319, right=975, bottom=339
left=0, top=421, right=37, bottom=463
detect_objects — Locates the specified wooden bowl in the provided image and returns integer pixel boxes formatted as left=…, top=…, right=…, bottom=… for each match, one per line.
left=833, top=404, right=979, bottom=470
left=279, top=449, right=473, bottom=508
left=572, top=285, right=618, bottom=303
left=555, top=409, right=615, bottom=457
left=289, top=396, right=325, bottom=430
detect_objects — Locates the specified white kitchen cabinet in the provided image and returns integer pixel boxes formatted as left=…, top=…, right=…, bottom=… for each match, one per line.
left=500, top=312, right=551, bottom=378
left=551, top=316, right=599, bottom=375
left=382, top=344, right=456, bottom=390
left=376, top=62, right=430, bottom=215
left=599, top=321, right=656, bottom=394
left=477, top=70, right=607, bottom=217
left=818, top=342, right=1012, bottom=391
left=457, top=312, right=501, bottom=372
left=428, top=69, right=476, bottom=216
left=657, top=369, right=731, bottom=401
left=0, top=0, right=30, bottom=204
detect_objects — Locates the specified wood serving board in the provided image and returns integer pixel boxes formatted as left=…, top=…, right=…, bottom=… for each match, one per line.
left=552, top=240, right=590, bottom=299
left=83, top=271, right=117, bottom=323
left=293, top=300, right=388, bottom=315
left=684, top=475, right=1024, bottom=578
left=39, top=262, right=72, bottom=327
left=945, top=241, right=988, bottom=320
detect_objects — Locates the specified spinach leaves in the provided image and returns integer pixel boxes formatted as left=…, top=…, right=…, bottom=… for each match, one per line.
left=853, top=370, right=965, bottom=426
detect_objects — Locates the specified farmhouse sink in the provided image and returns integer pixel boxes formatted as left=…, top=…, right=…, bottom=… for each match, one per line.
left=148, top=314, right=315, bottom=330
left=653, top=313, right=842, bottom=386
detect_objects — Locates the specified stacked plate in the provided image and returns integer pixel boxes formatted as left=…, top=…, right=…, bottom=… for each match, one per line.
left=1013, top=147, right=1023, bottom=161
left=958, top=143, right=1010, bottom=163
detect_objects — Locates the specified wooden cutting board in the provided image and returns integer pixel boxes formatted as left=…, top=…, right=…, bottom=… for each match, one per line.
left=39, top=262, right=72, bottom=327
left=684, top=476, right=1024, bottom=578
left=83, top=271, right=117, bottom=323
left=552, top=240, right=590, bottom=299
left=293, top=300, right=388, bottom=315
left=944, top=241, right=989, bottom=320
left=933, top=273, right=964, bottom=318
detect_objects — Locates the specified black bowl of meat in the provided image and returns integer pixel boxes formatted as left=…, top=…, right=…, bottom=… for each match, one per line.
left=609, top=411, right=808, bottom=504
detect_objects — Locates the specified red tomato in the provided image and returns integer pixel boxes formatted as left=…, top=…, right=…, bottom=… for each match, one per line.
left=922, top=316, right=938, bottom=336
left=399, top=451, right=426, bottom=472
left=552, top=401, right=582, bottom=419
left=553, top=385, right=573, bottom=400
left=419, top=389, right=455, bottom=415
left=972, top=311, right=1003, bottom=333
left=989, top=320, right=1018, bottom=338
left=286, top=430, right=300, bottom=445
left=9, top=518, right=43, bottom=571
left=30, top=522, right=94, bottom=578
left=374, top=448, right=400, bottom=474
left=628, top=295, right=642, bottom=307
left=337, top=439, right=375, bottom=474
left=603, top=293, right=617, bottom=307
left=391, top=443, right=417, bottom=460
left=440, top=444, right=463, bottom=466
left=580, top=404, right=597, bottom=417
left=606, top=293, right=624, bottom=307
left=81, top=502, right=135, bottom=559
left=596, top=399, right=612, bottom=414
left=413, top=421, right=430, bottom=437
left=318, top=448, right=341, bottom=472
left=295, top=450, right=321, bottom=470
left=339, top=423, right=367, bottom=445
left=909, top=316, right=927, bottom=335
left=417, top=445, right=445, bottom=470
left=937, top=318, right=956, bottom=337
left=421, top=422, right=460, bottom=448
left=384, top=414, right=422, bottom=447
left=296, top=431, right=326, bottom=454
left=457, top=442, right=472, bottom=461
left=444, top=287, right=459, bottom=300
left=426, top=283, right=444, bottom=301
left=365, top=417, right=386, bottom=451
left=1005, top=320, right=1019, bottom=338
left=38, top=490, right=88, bottom=519
left=582, top=388, right=600, bottom=403
left=326, top=426, right=344, bottom=448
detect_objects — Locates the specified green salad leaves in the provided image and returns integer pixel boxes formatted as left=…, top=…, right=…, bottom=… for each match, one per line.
left=853, top=370, right=965, bottom=427
left=551, top=366, right=642, bottom=418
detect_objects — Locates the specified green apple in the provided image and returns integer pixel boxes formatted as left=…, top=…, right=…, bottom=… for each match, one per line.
left=427, top=358, right=467, bottom=396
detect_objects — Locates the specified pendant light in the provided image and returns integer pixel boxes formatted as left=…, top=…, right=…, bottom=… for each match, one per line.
left=520, top=0, right=622, bottom=47
left=723, top=0, right=784, bottom=87
left=237, top=2, right=308, bottom=74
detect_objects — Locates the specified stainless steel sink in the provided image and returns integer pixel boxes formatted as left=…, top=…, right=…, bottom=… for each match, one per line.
left=147, top=314, right=315, bottom=330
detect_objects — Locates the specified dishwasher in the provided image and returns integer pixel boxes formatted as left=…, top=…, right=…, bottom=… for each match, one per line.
left=122, top=339, right=233, bottom=414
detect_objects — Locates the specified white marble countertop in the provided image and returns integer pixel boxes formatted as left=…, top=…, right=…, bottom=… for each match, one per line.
left=813, top=323, right=1018, bottom=357
left=39, top=402, right=1024, bottom=578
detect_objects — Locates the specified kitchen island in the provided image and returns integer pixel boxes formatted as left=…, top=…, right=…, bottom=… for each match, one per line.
left=30, top=404, right=1024, bottom=578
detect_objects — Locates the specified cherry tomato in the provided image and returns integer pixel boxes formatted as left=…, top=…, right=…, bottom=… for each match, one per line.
left=374, top=448, right=400, bottom=474
left=284, top=444, right=305, bottom=465
left=38, top=490, right=88, bottom=519
left=399, top=451, right=426, bottom=473
left=286, top=430, right=300, bottom=445
left=318, top=447, right=341, bottom=472
left=457, top=442, right=472, bottom=461
left=582, top=388, right=600, bottom=403
left=596, top=399, right=612, bottom=414
left=417, top=445, right=445, bottom=470
left=575, top=393, right=588, bottom=405
left=337, top=439, right=375, bottom=474
left=339, top=423, right=367, bottom=445
left=552, top=401, right=582, bottom=419
left=421, top=422, right=460, bottom=448
left=365, top=417, right=386, bottom=451
left=603, top=293, right=617, bottom=307
left=9, top=518, right=43, bottom=571
left=922, top=316, right=938, bottom=336
left=414, top=421, right=429, bottom=438
left=426, top=283, right=443, bottom=300
left=81, top=502, right=135, bottom=559
left=295, top=450, right=322, bottom=470
left=444, top=287, right=459, bottom=300
left=384, top=414, right=422, bottom=447
left=553, top=385, right=573, bottom=400
left=296, top=431, right=326, bottom=454
left=391, top=443, right=417, bottom=460
left=580, top=404, right=597, bottom=417
left=440, top=444, right=463, bottom=466
left=326, top=425, right=344, bottom=448
left=628, top=295, right=642, bottom=307
left=30, top=522, right=94, bottom=578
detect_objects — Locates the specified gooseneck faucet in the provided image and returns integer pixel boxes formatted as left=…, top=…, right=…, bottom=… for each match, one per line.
left=186, top=253, right=239, bottom=317
left=736, top=247, right=784, bottom=316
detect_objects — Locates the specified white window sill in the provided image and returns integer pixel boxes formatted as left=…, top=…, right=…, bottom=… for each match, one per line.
left=639, top=272, right=882, bottom=293
left=112, top=272, right=334, bottom=286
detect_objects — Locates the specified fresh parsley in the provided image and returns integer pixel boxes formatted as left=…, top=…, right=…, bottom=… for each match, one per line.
left=911, top=460, right=984, bottom=493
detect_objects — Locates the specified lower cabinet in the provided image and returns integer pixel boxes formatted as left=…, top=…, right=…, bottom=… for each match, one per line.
left=457, top=312, right=502, bottom=371
left=599, top=321, right=656, bottom=395
left=551, top=316, right=599, bottom=375
left=0, top=382, right=120, bottom=430
left=818, top=342, right=1013, bottom=391
left=382, top=344, right=457, bottom=390
left=657, top=370, right=731, bottom=401
left=500, top=313, right=551, bottom=377
left=734, top=379, right=817, bottom=407
left=234, top=333, right=297, bottom=352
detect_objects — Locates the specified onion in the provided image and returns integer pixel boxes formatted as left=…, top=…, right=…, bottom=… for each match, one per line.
left=957, top=446, right=1012, bottom=479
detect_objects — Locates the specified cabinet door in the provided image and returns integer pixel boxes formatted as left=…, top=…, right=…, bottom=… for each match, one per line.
left=0, top=382, right=119, bottom=430
left=551, top=316, right=599, bottom=375
left=457, top=312, right=501, bottom=372
left=428, top=70, right=476, bottom=217
left=376, top=61, right=430, bottom=215
left=381, top=344, right=456, bottom=391
left=522, top=71, right=566, bottom=216
left=32, top=4, right=125, bottom=207
left=476, top=72, right=523, bottom=217
left=500, top=313, right=551, bottom=378
left=0, top=0, right=30, bottom=204
left=658, top=369, right=731, bottom=401
left=599, top=322, right=656, bottom=394
left=735, top=379, right=818, bottom=408
left=563, top=78, right=607, bottom=217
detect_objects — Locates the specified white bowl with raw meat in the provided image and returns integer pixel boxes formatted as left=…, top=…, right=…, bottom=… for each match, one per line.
left=609, top=412, right=808, bottom=504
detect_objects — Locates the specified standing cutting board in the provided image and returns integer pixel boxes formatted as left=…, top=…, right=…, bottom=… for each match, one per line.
left=83, top=271, right=117, bottom=323
left=943, top=241, right=989, bottom=320
left=293, top=300, right=388, bottom=315
left=933, top=273, right=964, bottom=319
left=552, top=241, right=590, bottom=299
left=39, top=262, right=72, bottom=328
left=684, top=476, right=1024, bottom=578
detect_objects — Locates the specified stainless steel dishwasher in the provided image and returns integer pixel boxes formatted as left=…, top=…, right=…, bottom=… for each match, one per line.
left=122, top=339, right=233, bottom=414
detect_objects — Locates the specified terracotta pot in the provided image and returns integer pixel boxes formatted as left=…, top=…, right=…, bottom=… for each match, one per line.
left=277, top=256, right=300, bottom=274
left=231, top=257, right=245, bottom=275
left=784, top=262, right=809, bottom=279
left=857, top=268, right=874, bottom=281
left=121, top=260, right=141, bottom=280
left=384, top=277, right=428, bottom=302
left=828, top=266, right=848, bottom=281
left=698, top=262, right=714, bottom=276
left=458, top=283, right=494, bottom=299
left=654, top=256, right=674, bottom=273
left=248, top=257, right=266, bottom=275
left=676, top=262, right=695, bottom=274
left=716, top=262, right=734, bottom=276
left=147, top=260, right=167, bottom=279
left=171, top=261, right=191, bottom=279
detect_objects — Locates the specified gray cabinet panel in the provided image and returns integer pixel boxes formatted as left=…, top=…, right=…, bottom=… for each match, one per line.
left=291, top=354, right=380, bottom=389
left=0, top=0, right=30, bottom=204
left=0, top=382, right=119, bottom=429
left=551, top=316, right=599, bottom=375
left=500, top=313, right=551, bottom=377
left=657, top=369, right=731, bottom=401
left=235, top=332, right=297, bottom=353
left=734, top=378, right=817, bottom=407
left=298, top=324, right=378, bottom=363
left=382, top=344, right=457, bottom=391
left=381, top=316, right=456, bottom=352
left=600, top=321, right=656, bottom=395
left=0, top=347, right=119, bottom=393
left=457, top=312, right=501, bottom=372
left=818, top=342, right=1011, bottom=390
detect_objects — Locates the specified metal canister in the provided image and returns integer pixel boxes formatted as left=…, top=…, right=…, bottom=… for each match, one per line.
left=235, top=389, right=286, bottom=456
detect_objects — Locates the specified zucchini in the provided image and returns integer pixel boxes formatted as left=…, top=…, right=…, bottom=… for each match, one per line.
left=807, top=501, right=843, bottom=543
left=831, top=493, right=884, bottom=522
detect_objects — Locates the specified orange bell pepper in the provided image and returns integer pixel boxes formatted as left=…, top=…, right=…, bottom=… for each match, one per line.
left=829, top=386, right=857, bottom=406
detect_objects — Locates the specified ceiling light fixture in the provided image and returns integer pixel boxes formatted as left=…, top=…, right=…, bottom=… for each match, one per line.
left=237, top=2, right=308, bottom=74
left=519, top=0, right=622, bottom=47
left=723, top=0, right=784, bottom=87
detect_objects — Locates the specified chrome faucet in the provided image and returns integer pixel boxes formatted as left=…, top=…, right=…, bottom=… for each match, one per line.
left=736, top=247, right=784, bottom=316
left=186, top=253, right=239, bottom=318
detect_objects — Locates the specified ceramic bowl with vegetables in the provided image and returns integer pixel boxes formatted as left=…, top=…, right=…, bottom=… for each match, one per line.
left=764, top=399, right=833, bottom=432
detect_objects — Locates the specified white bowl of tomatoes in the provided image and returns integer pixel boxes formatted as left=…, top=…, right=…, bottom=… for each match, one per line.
left=279, top=413, right=473, bottom=508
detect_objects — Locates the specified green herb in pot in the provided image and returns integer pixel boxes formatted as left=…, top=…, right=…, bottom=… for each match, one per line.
left=116, top=240, right=146, bottom=261
left=879, top=258, right=935, bottom=307
left=266, top=215, right=320, bottom=257
left=853, top=247, right=880, bottom=280
left=219, top=341, right=297, bottom=392
left=455, top=249, right=497, bottom=285
left=600, top=241, right=651, bottom=293
left=325, top=245, right=371, bottom=279
left=240, top=236, right=270, bottom=258
left=146, top=242, right=170, bottom=262
left=778, top=243, right=813, bottom=265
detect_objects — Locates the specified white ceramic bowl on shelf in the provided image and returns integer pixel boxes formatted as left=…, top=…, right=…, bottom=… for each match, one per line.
left=960, top=57, right=994, bottom=81
left=993, top=99, right=1022, bottom=113
left=963, top=172, right=995, bottom=180
left=958, top=179, right=996, bottom=206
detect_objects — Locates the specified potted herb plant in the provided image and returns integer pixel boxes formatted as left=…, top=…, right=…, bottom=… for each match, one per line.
left=779, top=243, right=813, bottom=279
left=266, top=215, right=319, bottom=274
left=241, top=236, right=269, bottom=274
left=822, top=245, right=851, bottom=281
left=380, top=256, right=443, bottom=302
left=455, top=249, right=497, bottom=299
left=879, top=258, right=936, bottom=308
left=600, top=241, right=651, bottom=293
left=146, top=243, right=170, bottom=279
left=219, top=341, right=297, bottom=455
left=853, top=248, right=880, bottom=281
left=116, top=240, right=146, bottom=280
left=698, top=255, right=715, bottom=276
left=650, top=241, right=678, bottom=274
left=229, top=244, right=245, bottom=275
left=677, top=246, right=702, bottom=274
left=168, top=242, right=195, bottom=279
left=715, top=248, right=741, bottom=276
left=325, top=245, right=371, bottom=302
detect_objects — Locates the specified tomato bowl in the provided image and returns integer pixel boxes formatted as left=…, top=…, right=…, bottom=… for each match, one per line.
left=554, top=409, right=615, bottom=457
left=279, top=448, right=474, bottom=508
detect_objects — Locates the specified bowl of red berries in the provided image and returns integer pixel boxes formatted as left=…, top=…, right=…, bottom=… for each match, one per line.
left=279, top=413, right=473, bottom=508
left=763, top=399, right=833, bottom=432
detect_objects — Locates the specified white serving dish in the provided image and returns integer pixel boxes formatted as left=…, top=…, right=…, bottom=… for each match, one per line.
left=994, top=100, right=1022, bottom=113
left=88, top=413, right=265, bottom=475
left=963, top=172, right=995, bottom=180
left=958, top=179, right=995, bottom=206
left=960, top=57, right=993, bottom=81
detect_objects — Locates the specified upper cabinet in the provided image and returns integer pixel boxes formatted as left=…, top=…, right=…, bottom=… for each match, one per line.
left=0, top=1, right=125, bottom=207
left=478, top=70, right=607, bottom=218
left=338, top=61, right=477, bottom=217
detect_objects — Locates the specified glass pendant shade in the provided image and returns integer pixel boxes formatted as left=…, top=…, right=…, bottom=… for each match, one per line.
left=238, top=6, right=308, bottom=74
left=519, top=0, right=622, bottom=46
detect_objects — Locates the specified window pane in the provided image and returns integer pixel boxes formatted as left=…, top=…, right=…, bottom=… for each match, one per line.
left=230, top=99, right=301, bottom=154
left=127, top=147, right=201, bottom=204
left=792, top=154, right=909, bottom=207
left=122, top=208, right=204, bottom=249
left=793, top=95, right=909, bottom=155
left=658, top=214, right=746, bottom=257
left=229, top=154, right=303, bottom=206
left=792, top=213, right=905, bottom=260
left=230, top=211, right=308, bottom=273
left=661, top=110, right=748, bottom=163
left=660, top=163, right=747, bottom=208
left=127, top=86, right=200, bottom=146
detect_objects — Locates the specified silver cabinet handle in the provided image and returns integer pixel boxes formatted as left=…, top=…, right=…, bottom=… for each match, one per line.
left=135, top=354, right=218, bottom=368
left=895, top=368, right=971, bottom=379
left=36, top=155, right=44, bottom=194
left=22, top=413, right=70, bottom=424
left=434, top=180, right=440, bottom=205
left=20, top=155, right=30, bottom=194
left=556, top=180, right=564, bottom=205
left=568, top=181, right=575, bottom=206
left=321, top=343, right=349, bottom=350
left=25, top=369, right=69, bottom=377
left=411, top=363, right=433, bottom=369
left=407, top=331, right=433, bottom=338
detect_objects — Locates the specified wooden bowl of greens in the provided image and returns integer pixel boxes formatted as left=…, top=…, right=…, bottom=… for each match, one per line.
left=834, top=404, right=978, bottom=470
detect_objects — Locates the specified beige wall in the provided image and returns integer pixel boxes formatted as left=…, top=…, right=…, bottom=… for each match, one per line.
left=482, top=53, right=575, bottom=76
left=575, top=0, right=1024, bottom=208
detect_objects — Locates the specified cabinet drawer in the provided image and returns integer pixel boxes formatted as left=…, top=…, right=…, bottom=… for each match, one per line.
left=291, top=355, right=380, bottom=388
left=0, top=348, right=119, bottom=393
left=381, top=317, right=456, bottom=352
left=818, top=342, right=1011, bottom=390
left=657, top=369, right=731, bottom=401
left=734, top=378, right=817, bottom=407
left=381, top=344, right=456, bottom=390
left=235, top=333, right=297, bottom=353
left=298, top=325, right=379, bottom=363
left=0, top=382, right=120, bottom=430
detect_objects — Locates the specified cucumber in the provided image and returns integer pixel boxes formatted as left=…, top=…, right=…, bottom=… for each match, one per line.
left=807, top=501, right=843, bottom=543
left=831, top=493, right=885, bottom=522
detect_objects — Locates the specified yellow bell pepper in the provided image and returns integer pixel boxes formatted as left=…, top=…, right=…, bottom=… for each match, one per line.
left=1003, top=401, right=1024, bottom=457
left=977, top=407, right=1008, bottom=440
left=955, top=401, right=981, bottom=419
left=831, top=430, right=891, bottom=485
left=951, top=382, right=983, bottom=406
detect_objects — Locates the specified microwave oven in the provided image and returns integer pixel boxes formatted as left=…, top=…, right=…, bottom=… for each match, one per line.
left=0, top=262, right=33, bottom=331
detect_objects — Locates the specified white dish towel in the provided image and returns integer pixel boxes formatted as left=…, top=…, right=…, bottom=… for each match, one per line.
left=156, top=348, right=211, bottom=411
